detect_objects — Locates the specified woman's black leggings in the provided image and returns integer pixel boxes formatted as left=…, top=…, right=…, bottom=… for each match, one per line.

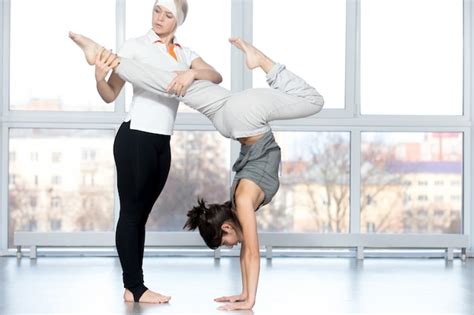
left=113, top=121, right=171, bottom=302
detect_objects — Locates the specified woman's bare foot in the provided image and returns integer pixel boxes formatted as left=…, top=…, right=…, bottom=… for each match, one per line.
left=123, top=288, right=171, bottom=304
left=229, top=37, right=275, bottom=73
left=68, top=31, right=104, bottom=65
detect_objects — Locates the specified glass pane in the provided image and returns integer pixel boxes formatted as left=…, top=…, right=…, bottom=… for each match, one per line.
left=257, top=132, right=351, bottom=232
left=360, top=0, right=463, bottom=115
left=125, top=0, right=231, bottom=112
left=8, top=129, right=116, bottom=248
left=253, top=0, right=346, bottom=109
left=361, top=132, right=463, bottom=233
left=10, top=0, right=116, bottom=111
left=145, top=131, right=231, bottom=231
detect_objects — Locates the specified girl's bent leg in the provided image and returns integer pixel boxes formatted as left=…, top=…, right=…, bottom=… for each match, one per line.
left=262, top=63, right=324, bottom=122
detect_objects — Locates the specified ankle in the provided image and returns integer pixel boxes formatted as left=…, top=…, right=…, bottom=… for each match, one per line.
left=260, top=58, right=275, bottom=74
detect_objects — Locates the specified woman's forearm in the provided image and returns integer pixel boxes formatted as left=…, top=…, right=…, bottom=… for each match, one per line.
left=191, top=68, right=222, bottom=84
left=96, top=73, right=125, bottom=104
left=96, top=80, right=116, bottom=103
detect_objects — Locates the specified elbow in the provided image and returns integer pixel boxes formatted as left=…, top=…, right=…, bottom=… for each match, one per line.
left=104, top=97, right=115, bottom=104
left=313, top=95, right=324, bottom=113
left=316, top=95, right=324, bottom=108
left=104, top=92, right=120, bottom=104
left=214, top=73, right=223, bottom=85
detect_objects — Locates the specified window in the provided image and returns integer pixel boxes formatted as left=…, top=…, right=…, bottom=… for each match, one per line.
left=82, top=149, right=97, bottom=161
left=9, top=152, right=16, bottom=162
left=50, top=219, right=62, bottom=231
left=51, top=176, right=62, bottom=185
left=9, top=174, right=16, bottom=186
left=51, top=197, right=62, bottom=208
left=2, top=0, right=468, bottom=251
left=82, top=173, right=95, bottom=186
left=258, top=132, right=351, bottom=233
left=361, top=132, right=463, bottom=233
left=360, top=0, right=463, bottom=115
left=10, top=0, right=116, bottom=111
left=30, top=152, right=39, bottom=162
left=52, top=152, right=62, bottom=163
left=145, top=131, right=230, bottom=231
left=451, top=195, right=461, bottom=201
left=8, top=129, right=116, bottom=247
left=29, top=197, right=37, bottom=208
left=253, top=0, right=345, bottom=109
left=418, top=195, right=428, bottom=201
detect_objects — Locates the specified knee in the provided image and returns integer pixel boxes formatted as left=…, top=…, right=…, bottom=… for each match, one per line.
left=310, top=94, right=324, bottom=113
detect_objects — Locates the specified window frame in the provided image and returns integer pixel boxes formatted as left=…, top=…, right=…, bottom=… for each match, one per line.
left=0, top=0, right=472, bottom=256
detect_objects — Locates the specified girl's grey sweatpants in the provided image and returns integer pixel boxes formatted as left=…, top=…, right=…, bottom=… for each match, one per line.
left=115, top=59, right=324, bottom=139
left=115, top=57, right=324, bottom=206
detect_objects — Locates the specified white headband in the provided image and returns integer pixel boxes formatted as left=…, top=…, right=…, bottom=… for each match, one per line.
left=154, top=0, right=184, bottom=26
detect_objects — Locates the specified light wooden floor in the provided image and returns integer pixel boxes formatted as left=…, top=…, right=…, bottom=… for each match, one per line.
left=0, top=256, right=472, bottom=314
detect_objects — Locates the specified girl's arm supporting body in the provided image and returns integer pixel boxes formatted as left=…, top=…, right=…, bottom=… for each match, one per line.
left=215, top=243, right=249, bottom=303
left=218, top=179, right=264, bottom=311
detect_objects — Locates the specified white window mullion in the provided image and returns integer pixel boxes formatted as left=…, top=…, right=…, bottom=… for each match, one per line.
left=346, top=0, right=360, bottom=116
left=467, top=0, right=474, bottom=256
left=0, top=0, right=10, bottom=253
left=1, top=0, right=9, bottom=118
left=113, top=0, right=126, bottom=230
left=464, top=129, right=471, bottom=255
left=6, top=111, right=127, bottom=125
left=1, top=124, right=8, bottom=253
left=231, top=0, right=252, bottom=92
left=350, top=129, right=361, bottom=233
left=229, top=0, right=253, bottom=195
left=115, top=0, right=126, bottom=115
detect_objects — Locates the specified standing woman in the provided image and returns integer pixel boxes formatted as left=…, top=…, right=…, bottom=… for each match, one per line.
left=84, top=0, right=222, bottom=304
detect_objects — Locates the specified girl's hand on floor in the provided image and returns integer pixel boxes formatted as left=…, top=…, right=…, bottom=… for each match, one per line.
left=217, top=301, right=254, bottom=311
left=214, top=294, right=248, bottom=303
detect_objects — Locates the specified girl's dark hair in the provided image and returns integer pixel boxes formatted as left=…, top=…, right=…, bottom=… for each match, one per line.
left=183, top=197, right=241, bottom=249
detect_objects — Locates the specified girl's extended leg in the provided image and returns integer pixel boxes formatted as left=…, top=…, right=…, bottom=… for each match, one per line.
left=69, top=32, right=231, bottom=119
left=114, top=57, right=232, bottom=118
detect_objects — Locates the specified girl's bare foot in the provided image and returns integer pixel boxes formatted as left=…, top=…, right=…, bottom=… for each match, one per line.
left=123, top=288, right=171, bottom=304
left=68, top=31, right=104, bottom=65
left=229, top=37, right=275, bottom=73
